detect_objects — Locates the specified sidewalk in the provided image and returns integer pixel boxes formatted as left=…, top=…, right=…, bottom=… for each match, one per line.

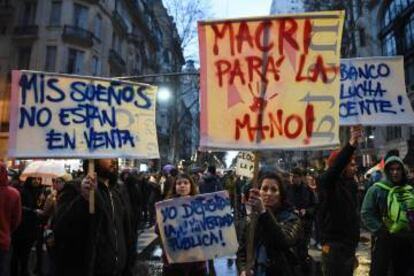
left=308, top=231, right=371, bottom=276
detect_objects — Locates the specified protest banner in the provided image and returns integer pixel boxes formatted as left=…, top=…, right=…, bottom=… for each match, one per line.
left=155, top=191, right=238, bottom=263
left=8, top=70, right=159, bottom=159
left=198, top=11, right=345, bottom=150
left=235, top=151, right=255, bottom=178
left=340, top=56, right=414, bottom=125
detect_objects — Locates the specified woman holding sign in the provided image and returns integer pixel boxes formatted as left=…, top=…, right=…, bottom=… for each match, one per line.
left=155, top=173, right=208, bottom=276
left=237, top=172, right=303, bottom=276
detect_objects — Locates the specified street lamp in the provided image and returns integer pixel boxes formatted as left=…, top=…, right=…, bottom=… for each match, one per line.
left=157, top=87, right=171, bottom=101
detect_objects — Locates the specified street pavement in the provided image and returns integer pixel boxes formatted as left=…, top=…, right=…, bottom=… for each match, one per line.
left=136, top=228, right=372, bottom=275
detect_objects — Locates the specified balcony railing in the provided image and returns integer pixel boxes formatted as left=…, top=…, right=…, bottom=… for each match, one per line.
left=62, top=25, right=94, bottom=47
left=127, top=33, right=141, bottom=45
left=109, top=49, right=126, bottom=69
left=112, top=10, right=128, bottom=34
left=79, top=0, right=99, bottom=4
left=13, top=25, right=38, bottom=38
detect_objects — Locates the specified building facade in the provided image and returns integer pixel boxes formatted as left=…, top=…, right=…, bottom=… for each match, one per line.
left=0, top=0, right=184, bottom=161
left=349, top=0, right=414, bottom=164
left=271, top=0, right=304, bottom=14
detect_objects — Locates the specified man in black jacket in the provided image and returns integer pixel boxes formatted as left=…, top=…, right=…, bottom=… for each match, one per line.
left=318, top=125, right=362, bottom=276
left=53, top=159, right=135, bottom=276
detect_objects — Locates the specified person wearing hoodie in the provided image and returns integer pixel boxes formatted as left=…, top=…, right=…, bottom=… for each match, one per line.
left=361, top=156, right=414, bottom=276
left=0, top=163, right=21, bottom=275
left=317, top=126, right=362, bottom=276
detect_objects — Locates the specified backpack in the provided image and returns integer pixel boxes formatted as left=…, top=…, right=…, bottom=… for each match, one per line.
left=374, top=181, right=414, bottom=233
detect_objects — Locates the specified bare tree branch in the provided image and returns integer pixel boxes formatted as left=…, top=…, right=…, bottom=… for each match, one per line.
left=163, top=0, right=212, bottom=59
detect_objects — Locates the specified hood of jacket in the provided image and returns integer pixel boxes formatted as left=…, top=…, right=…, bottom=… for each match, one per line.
left=383, top=156, right=408, bottom=186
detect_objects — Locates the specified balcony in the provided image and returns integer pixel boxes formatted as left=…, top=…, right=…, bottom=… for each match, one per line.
left=127, top=33, right=141, bottom=45
left=112, top=10, right=128, bottom=34
left=0, top=4, right=14, bottom=18
left=109, top=49, right=126, bottom=73
left=79, top=0, right=99, bottom=4
left=13, top=25, right=38, bottom=40
left=62, top=25, right=94, bottom=48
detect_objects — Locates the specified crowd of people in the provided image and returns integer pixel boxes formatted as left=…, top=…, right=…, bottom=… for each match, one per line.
left=0, top=125, right=414, bottom=276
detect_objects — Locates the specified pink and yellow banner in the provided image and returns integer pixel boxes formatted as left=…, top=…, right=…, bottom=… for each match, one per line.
left=198, top=11, right=345, bottom=150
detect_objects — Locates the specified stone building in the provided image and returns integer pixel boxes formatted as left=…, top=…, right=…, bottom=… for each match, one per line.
left=271, top=0, right=304, bottom=14
left=347, top=0, right=414, bottom=165
left=0, top=0, right=184, bottom=160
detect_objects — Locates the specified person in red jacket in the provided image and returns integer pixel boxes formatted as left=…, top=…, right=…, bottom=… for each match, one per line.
left=0, top=162, right=22, bottom=275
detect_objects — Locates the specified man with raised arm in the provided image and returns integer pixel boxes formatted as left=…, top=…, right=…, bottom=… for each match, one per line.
left=318, top=126, right=363, bottom=276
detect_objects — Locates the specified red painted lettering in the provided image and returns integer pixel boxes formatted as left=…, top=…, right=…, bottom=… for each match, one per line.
left=278, top=18, right=299, bottom=56
left=229, top=59, right=246, bottom=85
left=211, top=23, right=235, bottom=56
left=215, top=60, right=231, bottom=87
left=303, top=19, right=312, bottom=55
left=255, top=21, right=274, bottom=52
left=284, top=114, right=303, bottom=139
left=236, top=22, right=254, bottom=53
left=295, top=55, right=337, bottom=83
left=304, top=103, right=315, bottom=144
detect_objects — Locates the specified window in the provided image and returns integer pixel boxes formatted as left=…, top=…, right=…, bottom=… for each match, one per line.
left=67, top=48, right=84, bottom=74
left=383, top=0, right=410, bottom=27
left=94, top=14, right=102, bottom=40
left=386, top=126, right=402, bottom=141
left=21, top=1, right=37, bottom=26
left=17, top=47, right=32, bottom=69
left=382, top=32, right=397, bottom=56
left=112, top=32, right=122, bottom=54
left=359, top=27, right=366, bottom=47
left=73, top=3, right=88, bottom=29
left=45, top=46, right=57, bottom=71
left=49, top=1, right=61, bottom=26
left=405, top=14, right=414, bottom=50
left=91, top=56, right=100, bottom=75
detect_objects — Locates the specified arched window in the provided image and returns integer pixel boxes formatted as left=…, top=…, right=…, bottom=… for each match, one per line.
left=382, top=32, right=397, bottom=55
left=383, top=0, right=410, bottom=27
left=405, top=13, right=414, bottom=49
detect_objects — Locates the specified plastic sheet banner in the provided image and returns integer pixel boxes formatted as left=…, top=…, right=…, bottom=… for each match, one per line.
left=155, top=191, right=238, bottom=263
left=340, top=56, right=414, bottom=125
left=235, top=151, right=255, bottom=178
left=9, top=70, right=159, bottom=159
left=198, top=11, right=345, bottom=150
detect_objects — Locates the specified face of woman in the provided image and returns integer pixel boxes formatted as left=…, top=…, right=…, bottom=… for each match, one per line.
left=259, top=178, right=281, bottom=208
left=175, top=178, right=191, bottom=197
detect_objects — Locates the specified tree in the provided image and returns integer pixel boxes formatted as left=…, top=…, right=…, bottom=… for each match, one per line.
left=162, top=0, right=212, bottom=60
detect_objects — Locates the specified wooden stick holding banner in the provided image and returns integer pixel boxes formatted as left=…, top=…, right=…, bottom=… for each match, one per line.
left=88, top=160, right=95, bottom=214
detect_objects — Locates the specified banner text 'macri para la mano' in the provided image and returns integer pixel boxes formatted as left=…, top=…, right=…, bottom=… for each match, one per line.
left=9, top=71, right=159, bottom=159
left=198, top=11, right=345, bottom=150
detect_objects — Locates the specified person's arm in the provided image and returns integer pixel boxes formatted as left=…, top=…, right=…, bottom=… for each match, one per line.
left=361, top=185, right=384, bottom=234
left=320, top=126, right=362, bottom=189
left=259, top=211, right=303, bottom=249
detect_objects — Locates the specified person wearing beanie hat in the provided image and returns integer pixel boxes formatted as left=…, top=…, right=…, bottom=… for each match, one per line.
left=0, top=162, right=22, bottom=275
left=361, top=156, right=414, bottom=276
left=318, top=125, right=363, bottom=276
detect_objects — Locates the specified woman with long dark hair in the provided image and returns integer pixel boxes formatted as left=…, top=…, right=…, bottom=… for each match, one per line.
left=156, top=173, right=207, bottom=276
left=237, top=172, right=303, bottom=276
